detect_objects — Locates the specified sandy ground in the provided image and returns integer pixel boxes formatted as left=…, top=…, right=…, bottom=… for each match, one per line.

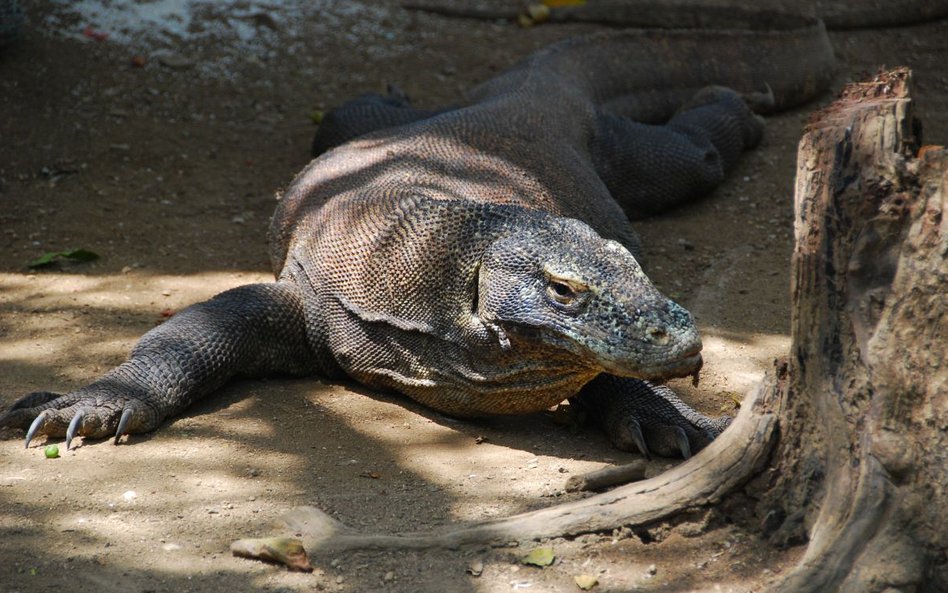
left=1, top=1, right=946, bottom=591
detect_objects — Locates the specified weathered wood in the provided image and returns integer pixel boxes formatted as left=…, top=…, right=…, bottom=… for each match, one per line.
left=759, top=68, right=947, bottom=593
left=563, top=459, right=647, bottom=492
left=238, top=381, right=776, bottom=555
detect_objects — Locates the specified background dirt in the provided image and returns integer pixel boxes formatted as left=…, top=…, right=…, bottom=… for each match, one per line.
left=1, top=1, right=946, bottom=592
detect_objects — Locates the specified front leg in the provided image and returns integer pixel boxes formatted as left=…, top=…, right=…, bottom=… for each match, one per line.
left=572, top=374, right=731, bottom=459
left=0, top=282, right=315, bottom=448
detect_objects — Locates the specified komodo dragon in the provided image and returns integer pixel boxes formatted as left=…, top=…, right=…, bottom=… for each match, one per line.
left=1, top=10, right=835, bottom=459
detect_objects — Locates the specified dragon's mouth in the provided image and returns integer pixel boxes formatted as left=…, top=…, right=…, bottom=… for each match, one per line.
left=598, top=347, right=703, bottom=381
left=499, top=322, right=704, bottom=381
left=645, top=351, right=703, bottom=381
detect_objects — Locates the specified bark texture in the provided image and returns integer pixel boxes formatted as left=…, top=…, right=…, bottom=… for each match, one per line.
left=757, top=67, right=947, bottom=593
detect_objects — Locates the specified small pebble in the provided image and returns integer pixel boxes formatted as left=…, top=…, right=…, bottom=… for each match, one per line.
left=156, top=52, right=195, bottom=69
left=466, top=560, right=484, bottom=577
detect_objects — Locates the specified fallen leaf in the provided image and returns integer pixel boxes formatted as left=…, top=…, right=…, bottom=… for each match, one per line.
left=230, top=537, right=313, bottom=572
left=522, top=546, right=555, bottom=567
left=574, top=574, right=598, bottom=589
left=28, top=249, right=99, bottom=268
left=526, top=4, right=550, bottom=23
left=82, top=26, right=108, bottom=41
left=725, top=391, right=743, bottom=407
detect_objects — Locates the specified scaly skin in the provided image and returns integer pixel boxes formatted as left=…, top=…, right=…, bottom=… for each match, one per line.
left=2, top=16, right=835, bottom=458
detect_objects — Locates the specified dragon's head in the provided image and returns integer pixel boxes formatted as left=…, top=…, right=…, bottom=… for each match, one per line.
left=476, top=214, right=702, bottom=381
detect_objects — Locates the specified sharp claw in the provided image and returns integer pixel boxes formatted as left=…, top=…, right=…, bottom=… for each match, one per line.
left=66, top=409, right=86, bottom=450
left=25, top=411, right=47, bottom=449
left=675, top=426, right=692, bottom=460
left=114, top=408, right=133, bottom=445
left=628, top=419, right=651, bottom=461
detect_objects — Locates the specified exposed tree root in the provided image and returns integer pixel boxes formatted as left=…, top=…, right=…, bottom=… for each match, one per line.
left=234, top=380, right=777, bottom=555
left=564, top=458, right=647, bottom=492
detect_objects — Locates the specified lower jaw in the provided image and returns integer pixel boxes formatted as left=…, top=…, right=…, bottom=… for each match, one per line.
left=606, top=353, right=703, bottom=382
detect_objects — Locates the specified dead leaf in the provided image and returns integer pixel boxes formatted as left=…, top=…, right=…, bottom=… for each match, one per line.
left=918, top=144, right=944, bottom=158
left=574, top=574, right=598, bottom=589
left=522, top=546, right=555, bottom=567
left=526, top=4, right=550, bottom=23
left=82, top=26, right=108, bottom=42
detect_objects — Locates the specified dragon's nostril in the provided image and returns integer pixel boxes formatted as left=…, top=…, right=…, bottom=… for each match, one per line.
left=647, top=327, right=669, bottom=344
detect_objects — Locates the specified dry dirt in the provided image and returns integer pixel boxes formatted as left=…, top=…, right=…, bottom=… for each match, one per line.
left=1, top=2, right=946, bottom=592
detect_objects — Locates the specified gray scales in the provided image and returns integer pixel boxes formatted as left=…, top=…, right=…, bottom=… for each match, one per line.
left=1, top=9, right=835, bottom=459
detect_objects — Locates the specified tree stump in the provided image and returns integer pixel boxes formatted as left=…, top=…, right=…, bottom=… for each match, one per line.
left=756, top=68, right=947, bottom=592
left=234, top=69, right=947, bottom=591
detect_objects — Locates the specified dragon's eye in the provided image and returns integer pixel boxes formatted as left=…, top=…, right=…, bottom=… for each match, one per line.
left=548, top=281, right=576, bottom=302
left=546, top=277, right=588, bottom=308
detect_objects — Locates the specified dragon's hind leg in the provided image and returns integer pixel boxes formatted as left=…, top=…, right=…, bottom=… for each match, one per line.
left=591, top=86, right=764, bottom=218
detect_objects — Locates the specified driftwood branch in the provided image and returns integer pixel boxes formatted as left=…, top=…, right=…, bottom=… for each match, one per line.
left=233, top=381, right=777, bottom=555
left=563, top=459, right=646, bottom=492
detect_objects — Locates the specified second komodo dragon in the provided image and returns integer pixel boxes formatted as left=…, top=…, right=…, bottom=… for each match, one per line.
left=1, top=13, right=835, bottom=458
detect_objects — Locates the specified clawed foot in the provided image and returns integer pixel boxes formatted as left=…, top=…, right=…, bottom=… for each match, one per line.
left=0, top=379, right=160, bottom=449
left=574, top=374, right=731, bottom=459
left=607, top=410, right=730, bottom=459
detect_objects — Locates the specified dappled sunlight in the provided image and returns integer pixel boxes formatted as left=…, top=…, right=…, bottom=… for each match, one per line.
left=703, top=331, right=790, bottom=357
left=700, top=325, right=790, bottom=344
left=0, top=270, right=272, bottom=312
left=682, top=330, right=791, bottom=399
left=4, top=0, right=937, bottom=587
left=0, top=270, right=273, bottom=391
left=2, top=258, right=789, bottom=591
left=296, top=386, right=633, bottom=525
left=2, top=336, right=139, bottom=363
left=183, top=396, right=280, bottom=439
left=0, top=429, right=312, bottom=586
